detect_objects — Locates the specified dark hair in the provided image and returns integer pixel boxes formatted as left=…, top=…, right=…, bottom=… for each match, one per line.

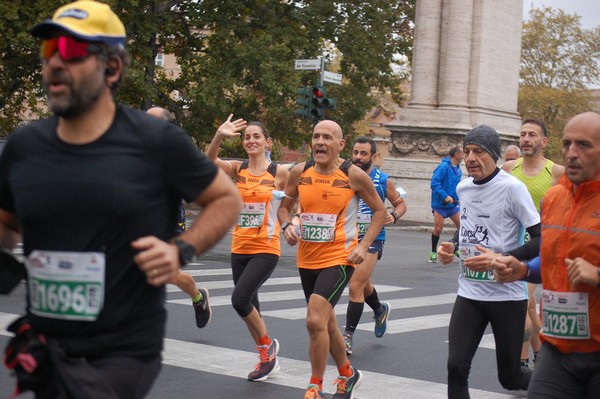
left=449, top=146, right=462, bottom=157
left=98, top=44, right=130, bottom=94
left=522, top=118, right=547, bottom=137
left=353, top=136, right=376, bottom=155
left=245, top=121, right=269, bottom=139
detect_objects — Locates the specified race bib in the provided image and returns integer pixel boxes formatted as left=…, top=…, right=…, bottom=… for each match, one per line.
left=238, top=202, right=266, bottom=228
left=541, top=290, right=590, bottom=339
left=459, top=245, right=495, bottom=282
left=26, top=250, right=105, bottom=321
left=300, top=213, right=336, bottom=242
left=356, top=213, right=371, bottom=236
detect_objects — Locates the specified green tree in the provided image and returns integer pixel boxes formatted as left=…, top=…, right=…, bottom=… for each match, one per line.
left=0, top=0, right=414, bottom=159
left=519, top=6, right=600, bottom=161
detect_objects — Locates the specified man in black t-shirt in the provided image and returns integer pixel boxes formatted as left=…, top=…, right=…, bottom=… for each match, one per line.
left=0, top=2, right=240, bottom=398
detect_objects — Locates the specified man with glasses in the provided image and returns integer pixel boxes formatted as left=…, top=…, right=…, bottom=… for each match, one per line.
left=0, top=1, right=240, bottom=397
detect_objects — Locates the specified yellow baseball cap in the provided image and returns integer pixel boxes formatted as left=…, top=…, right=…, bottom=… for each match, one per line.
left=31, top=1, right=126, bottom=46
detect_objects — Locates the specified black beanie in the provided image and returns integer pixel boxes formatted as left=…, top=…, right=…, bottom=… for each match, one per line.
left=463, top=125, right=501, bottom=162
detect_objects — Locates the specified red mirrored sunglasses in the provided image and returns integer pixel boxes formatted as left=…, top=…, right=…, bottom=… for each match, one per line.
left=40, top=36, right=101, bottom=62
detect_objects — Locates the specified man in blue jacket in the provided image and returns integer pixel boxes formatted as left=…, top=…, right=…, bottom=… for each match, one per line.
left=429, top=146, right=463, bottom=262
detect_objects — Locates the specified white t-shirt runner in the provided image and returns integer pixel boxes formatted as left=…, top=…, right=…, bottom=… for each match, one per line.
left=456, top=169, right=540, bottom=301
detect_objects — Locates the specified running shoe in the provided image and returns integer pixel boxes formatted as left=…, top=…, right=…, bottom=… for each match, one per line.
left=373, top=301, right=391, bottom=338
left=332, top=367, right=363, bottom=399
left=428, top=251, right=438, bottom=263
left=193, top=287, right=211, bottom=328
left=343, top=332, right=353, bottom=355
left=248, top=338, right=280, bottom=381
left=304, top=384, right=325, bottom=399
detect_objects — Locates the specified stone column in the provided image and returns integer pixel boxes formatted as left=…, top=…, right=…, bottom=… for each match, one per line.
left=438, top=0, right=473, bottom=109
left=382, top=0, right=524, bottom=225
left=408, top=0, right=443, bottom=108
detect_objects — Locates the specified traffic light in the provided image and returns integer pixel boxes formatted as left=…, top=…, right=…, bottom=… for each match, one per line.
left=294, top=87, right=312, bottom=119
left=323, top=96, right=336, bottom=110
left=309, top=86, right=336, bottom=121
left=310, top=86, right=326, bottom=120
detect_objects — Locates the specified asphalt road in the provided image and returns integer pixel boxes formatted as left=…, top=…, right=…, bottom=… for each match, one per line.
left=0, top=227, right=527, bottom=399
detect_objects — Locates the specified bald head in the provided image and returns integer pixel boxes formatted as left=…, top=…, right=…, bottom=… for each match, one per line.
left=314, top=120, right=343, bottom=140
left=562, top=112, right=600, bottom=188
left=564, top=112, right=600, bottom=133
left=147, top=107, right=173, bottom=122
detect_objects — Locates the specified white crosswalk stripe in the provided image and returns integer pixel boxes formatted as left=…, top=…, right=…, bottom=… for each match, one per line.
left=166, top=268, right=500, bottom=350
left=0, top=265, right=509, bottom=398
left=167, top=283, right=410, bottom=307
left=0, top=311, right=511, bottom=399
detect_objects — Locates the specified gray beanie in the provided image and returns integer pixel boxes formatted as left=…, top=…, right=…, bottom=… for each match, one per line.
left=463, top=125, right=501, bottom=162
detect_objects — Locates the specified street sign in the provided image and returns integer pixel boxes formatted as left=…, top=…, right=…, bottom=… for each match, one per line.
left=294, top=59, right=321, bottom=70
left=323, top=71, right=343, bottom=85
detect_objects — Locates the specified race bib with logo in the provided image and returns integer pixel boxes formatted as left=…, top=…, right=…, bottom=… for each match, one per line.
left=300, top=213, right=336, bottom=242
left=459, top=244, right=495, bottom=282
left=26, top=250, right=105, bottom=321
left=356, top=213, right=371, bottom=236
left=541, top=290, right=590, bottom=339
left=238, top=202, right=266, bottom=228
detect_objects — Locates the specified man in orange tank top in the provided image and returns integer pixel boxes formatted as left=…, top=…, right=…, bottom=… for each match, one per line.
left=279, top=120, right=386, bottom=399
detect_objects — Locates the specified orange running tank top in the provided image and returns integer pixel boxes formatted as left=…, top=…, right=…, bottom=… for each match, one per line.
left=232, top=161, right=281, bottom=256
left=297, top=160, right=358, bottom=269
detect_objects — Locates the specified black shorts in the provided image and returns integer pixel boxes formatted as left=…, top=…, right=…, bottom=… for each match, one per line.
left=298, top=265, right=354, bottom=307
left=366, top=239, right=384, bottom=260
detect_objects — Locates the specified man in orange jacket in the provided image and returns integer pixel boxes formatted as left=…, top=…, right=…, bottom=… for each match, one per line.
left=493, top=111, right=600, bottom=398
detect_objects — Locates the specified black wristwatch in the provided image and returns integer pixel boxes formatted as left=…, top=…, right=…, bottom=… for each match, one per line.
left=390, top=211, right=399, bottom=223
left=171, top=238, right=196, bottom=265
left=281, top=221, right=293, bottom=232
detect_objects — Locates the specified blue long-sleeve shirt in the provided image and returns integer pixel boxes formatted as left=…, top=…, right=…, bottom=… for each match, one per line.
left=430, top=157, right=461, bottom=209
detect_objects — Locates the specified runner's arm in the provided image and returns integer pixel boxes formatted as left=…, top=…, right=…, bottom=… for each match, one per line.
left=386, top=179, right=406, bottom=223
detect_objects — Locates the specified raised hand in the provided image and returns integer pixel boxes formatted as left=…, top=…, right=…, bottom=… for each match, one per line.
left=216, top=113, right=247, bottom=138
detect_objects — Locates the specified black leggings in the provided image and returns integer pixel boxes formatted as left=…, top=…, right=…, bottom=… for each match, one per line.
left=447, top=295, right=531, bottom=398
left=231, top=253, right=279, bottom=317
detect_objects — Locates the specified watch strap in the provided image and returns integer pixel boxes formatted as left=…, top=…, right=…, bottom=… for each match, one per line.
left=171, top=238, right=196, bottom=265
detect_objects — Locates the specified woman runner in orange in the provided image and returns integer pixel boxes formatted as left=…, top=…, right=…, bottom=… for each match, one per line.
left=207, top=115, right=289, bottom=382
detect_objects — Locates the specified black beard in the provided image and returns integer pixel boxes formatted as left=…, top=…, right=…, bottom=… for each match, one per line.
left=353, top=159, right=372, bottom=171
left=43, top=69, right=105, bottom=119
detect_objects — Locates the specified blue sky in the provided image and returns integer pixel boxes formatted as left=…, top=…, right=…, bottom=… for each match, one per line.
left=523, top=1, right=600, bottom=29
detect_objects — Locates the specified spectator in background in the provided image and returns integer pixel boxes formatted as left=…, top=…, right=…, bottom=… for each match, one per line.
left=504, top=145, right=522, bottom=162
left=429, top=146, right=463, bottom=263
